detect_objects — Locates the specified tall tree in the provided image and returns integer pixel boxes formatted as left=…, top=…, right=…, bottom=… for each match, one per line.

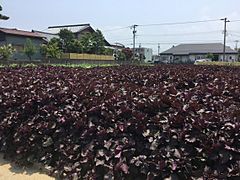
left=92, top=30, right=106, bottom=54
left=58, top=29, right=75, bottom=52
left=0, top=5, right=9, bottom=20
left=66, top=39, right=83, bottom=53
left=24, top=39, right=36, bottom=60
left=40, top=43, right=62, bottom=59
left=80, top=32, right=94, bottom=54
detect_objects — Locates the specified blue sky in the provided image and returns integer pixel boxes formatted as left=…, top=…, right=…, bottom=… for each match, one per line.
left=1, top=0, right=240, bottom=53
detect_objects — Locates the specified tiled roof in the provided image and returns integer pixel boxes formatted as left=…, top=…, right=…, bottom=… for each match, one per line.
left=161, top=43, right=237, bottom=55
left=32, top=30, right=58, bottom=41
left=0, top=28, right=45, bottom=38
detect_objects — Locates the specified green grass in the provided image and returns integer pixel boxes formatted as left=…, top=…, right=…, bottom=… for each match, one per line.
left=195, top=61, right=240, bottom=66
left=49, top=63, right=117, bottom=68
left=0, top=63, right=117, bottom=68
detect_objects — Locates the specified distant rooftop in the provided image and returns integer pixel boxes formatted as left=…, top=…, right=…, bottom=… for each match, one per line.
left=0, top=27, right=45, bottom=39
left=33, top=24, right=95, bottom=41
left=46, top=23, right=93, bottom=34
left=32, top=30, right=58, bottom=41
left=161, top=43, right=237, bottom=55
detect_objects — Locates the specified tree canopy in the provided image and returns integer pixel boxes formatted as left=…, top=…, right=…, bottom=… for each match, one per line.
left=24, top=39, right=36, bottom=60
left=40, top=40, right=62, bottom=59
left=0, top=5, right=9, bottom=20
left=51, top=28, right=108, bottom=55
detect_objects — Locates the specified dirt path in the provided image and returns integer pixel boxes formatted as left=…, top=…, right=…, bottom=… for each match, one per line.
left=0, top=154, right=55, bottom=180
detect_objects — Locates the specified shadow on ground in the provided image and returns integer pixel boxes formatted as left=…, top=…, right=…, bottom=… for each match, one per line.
left=0, top=153, right=55, bottom=180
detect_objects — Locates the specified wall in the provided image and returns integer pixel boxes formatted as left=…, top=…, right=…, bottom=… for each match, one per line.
left=5, top=35, right=45, bottom=60
left=189, top=54, right=206, bottom=62
left=218, top=54, right=237, bottom=62
left=143, top=48, right=153, bottom=63
left=160, top=54, right=173, bottom=63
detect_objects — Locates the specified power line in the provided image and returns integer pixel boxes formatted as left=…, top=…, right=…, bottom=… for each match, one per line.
left=137, top=30, right=222, bottom=37
left=229, top=19, right=240, bottom=23
left=230, top=33, right=240, bottom=38
left=108, top=37, right=133, bottom=41
left=229, top=31, right=240, bottom=35
left=104, top=19, right=240, bottom=32
left=124, top=40, right=224, bottom=45
left=137, top=19, right=221, bottom=27
left=102, top=26, right=131, bottom=32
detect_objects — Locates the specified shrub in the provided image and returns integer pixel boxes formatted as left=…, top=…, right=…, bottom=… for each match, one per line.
left=0, top=44, right=15, bottom=60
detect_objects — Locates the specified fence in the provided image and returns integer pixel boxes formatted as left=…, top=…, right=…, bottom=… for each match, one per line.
left=62, top=53, right=114, bottom=61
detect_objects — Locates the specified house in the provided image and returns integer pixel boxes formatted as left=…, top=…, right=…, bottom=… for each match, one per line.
left=160, top=43, right=238, bottom=63
left=33, top=24, right=111, bottom=46
left=134, top=47, right=153, bottom=63
left=0, top=27, right=46, bottom=60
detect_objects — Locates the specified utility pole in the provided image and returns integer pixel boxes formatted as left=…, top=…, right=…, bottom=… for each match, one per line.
left=158, top=43, right=160, bottom=55
left=132, top=25, right=138, bottom=60
left=234, top=40, right=239, bottom=50
left=221, top=18, right=230, bottom=61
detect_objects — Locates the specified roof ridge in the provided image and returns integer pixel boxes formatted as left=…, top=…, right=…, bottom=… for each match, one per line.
left=0, top=27, right=42, bottom=34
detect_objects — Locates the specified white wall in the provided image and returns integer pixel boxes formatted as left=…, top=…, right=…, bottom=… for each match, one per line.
left=143, top=48, right=153, bottom=63
left=219, top=54, right=237, bottom=62
left=161, top=53, right=238, bottom=63
left=160, top=55, right=173, bottom=63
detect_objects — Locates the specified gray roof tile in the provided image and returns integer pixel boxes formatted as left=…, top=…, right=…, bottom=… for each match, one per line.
left=161, top=43, right=237, bottom=55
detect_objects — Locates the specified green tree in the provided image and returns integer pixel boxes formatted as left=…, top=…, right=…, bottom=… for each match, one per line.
left=206, top=53, right=214, bottom=60
left=40, top=43, right=62, bottom=59
left=104, top=48, right=114, bottom=55
left=79, top=30, right=106, bottom=54
left=80, top=32, right=94, bottom=53
left=122, top=48, right=133, bottom=61
left=0, top=44, right=15, bottom=60
left=0, top=5, right=9, bottom=20
left=114, top=50, right=126, bottom=61
left=24, top=39, right=36, bottom=60
left=66, top=39, right=83, bottom=53
left=92, top=29, right=106, bottom=54
left=49, top=37, right=62, bottom=49
left=58, top=29, right=75, bottom=52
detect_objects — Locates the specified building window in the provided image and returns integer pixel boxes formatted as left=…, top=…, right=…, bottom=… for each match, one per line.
left=229, top=56, right=232, bottom=60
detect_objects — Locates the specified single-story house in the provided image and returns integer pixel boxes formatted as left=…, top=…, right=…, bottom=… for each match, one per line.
left=0, top=27, right=46, bottom=60
left=160, top=43, right=238, bottom=63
